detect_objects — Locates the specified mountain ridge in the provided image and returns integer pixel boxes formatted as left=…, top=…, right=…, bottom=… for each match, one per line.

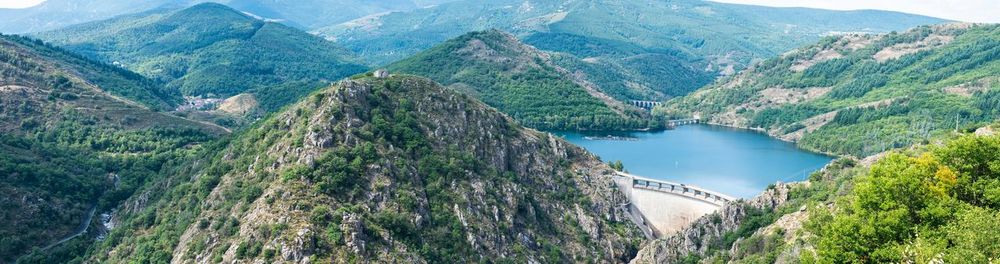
left=0, top=0, right=463, bottom=34
left=318, top=0, right=946, bottom=100
left=388, top=29, right=659, bottom=130
left=87, top=74, right=645, bottom=263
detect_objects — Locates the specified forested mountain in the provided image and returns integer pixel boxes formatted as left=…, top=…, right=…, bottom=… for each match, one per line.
left=34, top=3, right=368, bottom=113
left=318, top=0, right=945, bottom=100
left=0, top=34, right=226, bottom=262
left=389, top=30, right=658, bottom=130
left=0, top=0, right=460, bottom=34
left=658, top=23, right=1000, bottom=157
left=82, top=74, right=643, bottom=263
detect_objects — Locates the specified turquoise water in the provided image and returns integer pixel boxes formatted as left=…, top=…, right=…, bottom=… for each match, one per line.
left=555, top=125, right=833, bottom=198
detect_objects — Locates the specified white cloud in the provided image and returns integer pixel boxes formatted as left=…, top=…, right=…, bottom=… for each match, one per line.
left=710, top=0, right=1000, bottom=23
left=0, top=0, right=45, bottom=9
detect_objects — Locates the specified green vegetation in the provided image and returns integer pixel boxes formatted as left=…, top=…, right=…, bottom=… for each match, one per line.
left=320, top=0, right=942, bottom=99
left=81, top=75, right=641, bottom=263
left=0, top=0, right=462, bottom=34
left=0, top=33, right=222, bottom=262
left=674, top=132, right=1000, bottom=263
left=35, top=3, right=367, bottom=111
left=805, top=134, right=1000, bottom=263
left=660, top=24, right=1000, bottom=157
left=525, top=32, right=716, bottom=100
left=389, top=30, right=659, bottom=130
left=0, top=34, right=179, bottom=110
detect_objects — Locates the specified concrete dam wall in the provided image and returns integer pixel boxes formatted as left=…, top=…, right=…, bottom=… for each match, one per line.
left=614, top=172, right=734, bottom=237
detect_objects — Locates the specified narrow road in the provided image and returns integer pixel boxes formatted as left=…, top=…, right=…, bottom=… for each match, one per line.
left=40, top=204, right=98, bottom=251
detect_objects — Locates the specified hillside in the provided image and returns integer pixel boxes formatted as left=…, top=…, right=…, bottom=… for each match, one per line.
left=0, top=34, right=225, bottom=262
left=0, top=0, right=461, bottom=34
left=657, top=23, right=1000, bottom=157
left=388, top=30, right=657, bottom=130
left=84, top=75, right=644, bottom=263
left=318, top=0, right=945, bottom=100
left=632, top=129, right=1000, bottom=263
left=0, top=34, right=180, bottom=110
left=34, top=3, right=368, bottom=112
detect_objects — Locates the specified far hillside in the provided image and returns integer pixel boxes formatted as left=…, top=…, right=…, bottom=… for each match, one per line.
left=319, top=0, right=947, bottom=101
left=389, top=30, right=659, bottom=131
left=35, top=3, right=369, bottom=114
left=658, top=23, right=1000, bottom=157
left=0, top=0, right=462, bottom=34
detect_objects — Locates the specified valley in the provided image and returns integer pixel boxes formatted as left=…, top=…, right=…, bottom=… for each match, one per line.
left=0, top=0, right=997, bottom=263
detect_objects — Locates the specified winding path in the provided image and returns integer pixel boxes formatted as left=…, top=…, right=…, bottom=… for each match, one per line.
left=40, top=204, right=98, bottom=251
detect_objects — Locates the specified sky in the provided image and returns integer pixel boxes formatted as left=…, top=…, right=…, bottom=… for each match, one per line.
left=709, top=0, right=1000, bottom=23
left=0, top=0, right=997, bottom=23
left=0, top=0, right=43, bottom=9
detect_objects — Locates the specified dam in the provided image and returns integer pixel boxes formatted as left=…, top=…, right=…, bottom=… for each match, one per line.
left=614, top=172, right=734, bottom=238
left=556, top=125, right=832, bottom=237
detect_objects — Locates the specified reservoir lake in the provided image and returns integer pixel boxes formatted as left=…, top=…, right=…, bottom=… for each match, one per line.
left=555, top=124, right=834, bottom=198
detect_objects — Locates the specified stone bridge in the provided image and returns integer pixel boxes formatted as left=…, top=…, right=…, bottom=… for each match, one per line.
left=667, top=118, right=699, bottom=126
left=629, top=100, right=662, bottom=110
left=614, top=172, right=734, bottom=238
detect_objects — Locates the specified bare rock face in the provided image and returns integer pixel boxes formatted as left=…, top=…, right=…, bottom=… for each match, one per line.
left=630, top=183, right=792, bottom=264
left=342, top=213, right=366, bottom=255
left=976, top=126, right=996, bottom=136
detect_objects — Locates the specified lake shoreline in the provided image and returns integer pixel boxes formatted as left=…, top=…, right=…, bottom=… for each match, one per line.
left=554, top=124, right=835, bottom=198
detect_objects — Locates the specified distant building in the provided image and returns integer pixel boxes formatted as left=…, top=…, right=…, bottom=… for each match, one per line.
left=373, top=69, right=390, bottom=78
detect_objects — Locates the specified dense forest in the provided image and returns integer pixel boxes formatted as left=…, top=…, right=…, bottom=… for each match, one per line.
left=389, top=30, right=660, bottom=131
left=659, top=24, right=1000, bottom=157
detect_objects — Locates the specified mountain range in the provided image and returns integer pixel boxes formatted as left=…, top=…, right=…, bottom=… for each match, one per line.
left=0, top=0, right=460, bottom=34
left=319, top=0, right=947, bottom=99
left=3, top=1, right=999, bottom=263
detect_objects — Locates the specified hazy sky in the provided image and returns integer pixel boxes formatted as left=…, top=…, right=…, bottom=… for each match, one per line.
left=710, top=0, right=999, bottom=23
left=0, top=0, right=997, bottom=23
left=0, top=0, right=43, bottom=9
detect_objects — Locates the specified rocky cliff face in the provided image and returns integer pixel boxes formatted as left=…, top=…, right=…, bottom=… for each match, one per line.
left=630, top=183, right=793, bottom=263
left=95, top=75, right=643, bottom=263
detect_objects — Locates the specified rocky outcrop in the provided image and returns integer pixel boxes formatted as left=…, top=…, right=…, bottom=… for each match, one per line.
left=630, top=183, right=793, bottom=264
left=144, top=75, right=643, bottom=263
